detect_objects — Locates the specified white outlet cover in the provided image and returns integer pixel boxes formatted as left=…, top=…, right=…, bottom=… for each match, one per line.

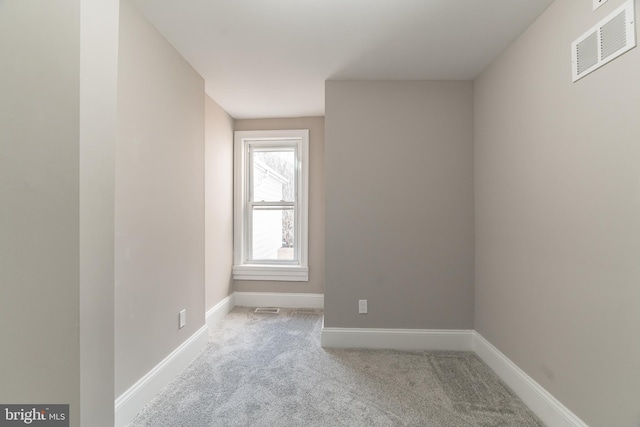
left=179, top=309, right=186, bottom=329
left=358, top=300, right=368, bottom=314
left=594, top=0, right=609, bottom=11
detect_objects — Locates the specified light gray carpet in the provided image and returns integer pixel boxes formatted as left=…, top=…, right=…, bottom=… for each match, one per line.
left=130, top=308, right=543, bottom=426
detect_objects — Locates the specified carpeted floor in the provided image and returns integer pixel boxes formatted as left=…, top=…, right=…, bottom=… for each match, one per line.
left=130, top=308, right=543, bottom=426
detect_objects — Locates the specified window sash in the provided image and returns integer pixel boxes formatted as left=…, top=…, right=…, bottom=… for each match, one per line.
left=246, top=203, right=298, bottom=263
left=248, top=144, right=298, bottom=203
left=245, top=142, right=301, bottom=265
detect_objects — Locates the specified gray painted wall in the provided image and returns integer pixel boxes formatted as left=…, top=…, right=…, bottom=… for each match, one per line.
left=205, top=96, right=235, bottom=310
left=324, top=81, right=474, bottom=329
left=474, top=0, right=640, bottom=425
left=0, top=1, right=81, bottom=424
left=115, top=0, right=205, bottom=397
left=234, top=117, right=326, bottom=295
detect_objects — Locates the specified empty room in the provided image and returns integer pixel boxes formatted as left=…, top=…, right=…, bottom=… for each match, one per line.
left=1, top=0, right=639, bottom=426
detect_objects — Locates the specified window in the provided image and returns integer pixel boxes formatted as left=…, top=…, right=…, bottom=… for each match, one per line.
left=233, top=130, right=309, bottom=281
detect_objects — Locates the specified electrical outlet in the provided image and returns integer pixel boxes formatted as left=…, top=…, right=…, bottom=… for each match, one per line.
left=179, top=309, right=186, bottom=329
left=358, top=300, right=368, bottom=314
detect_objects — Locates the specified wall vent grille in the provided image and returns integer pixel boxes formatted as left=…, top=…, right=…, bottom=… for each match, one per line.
left=572, top=0, right=636, bottom=82
left=577, top=32, right=599, bottom=74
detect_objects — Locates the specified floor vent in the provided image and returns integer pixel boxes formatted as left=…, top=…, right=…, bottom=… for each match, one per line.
left=255, top=307, right=280, bottom=314
left=572, top=0, right=636, bottom=82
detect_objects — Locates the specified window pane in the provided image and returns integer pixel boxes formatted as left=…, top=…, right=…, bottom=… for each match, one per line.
left=251, top=207, right=295, bottom=261
left=252, top=149, right=295, bottom=202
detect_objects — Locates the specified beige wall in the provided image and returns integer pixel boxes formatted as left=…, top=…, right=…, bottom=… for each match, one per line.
left=1, top=2, right=119, bottom=424
left=115, top=0, right=205, bottom=396
left=79, top=0, right=119, bottom=424
left=233, top=117, right=325, bottom=294
left=0, top=1, right=82, bottom=424
left=205, top=96, right=234, bottom=310
left=324, top=81, right=474, bottom=329
left=474, top=0, right=640, bottom=425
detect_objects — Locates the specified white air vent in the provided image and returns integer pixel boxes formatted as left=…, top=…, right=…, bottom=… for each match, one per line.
left=255, top=307, right=280, bottom=314
left=572, top=0, right=636, bottom=82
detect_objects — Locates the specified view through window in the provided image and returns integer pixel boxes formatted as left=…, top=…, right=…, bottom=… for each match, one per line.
left=250, top=147, right=296, bottom=261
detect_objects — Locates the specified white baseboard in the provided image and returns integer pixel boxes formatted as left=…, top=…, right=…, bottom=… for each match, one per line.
left=206, top=293, right=236, bottom=333
left=114, top=291, right=323, bottom=425
left=114, top=325, right=209, bottom=427
left=114, top=295, right=585, bottom=427
left=473, top=332, right=587, bottom=427
left=234, top=292, right=324, bottom=308
left=320, top=325, right=586, bottom=426
left=321, top=322, right=474, bottom=351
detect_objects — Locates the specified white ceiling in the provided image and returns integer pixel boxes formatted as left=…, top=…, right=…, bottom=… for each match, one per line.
left=132, top=0, right=553, bottom=119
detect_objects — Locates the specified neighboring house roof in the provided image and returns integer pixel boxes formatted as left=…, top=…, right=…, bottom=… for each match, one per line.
left=254, top=160, right=288, bottom=184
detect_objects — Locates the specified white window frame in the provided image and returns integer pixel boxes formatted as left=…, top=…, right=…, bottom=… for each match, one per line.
left=233, top=129, right=309, bottom=281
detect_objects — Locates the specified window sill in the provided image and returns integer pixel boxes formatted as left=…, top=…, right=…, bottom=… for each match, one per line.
left=232, top=264, right=309, bottom=282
